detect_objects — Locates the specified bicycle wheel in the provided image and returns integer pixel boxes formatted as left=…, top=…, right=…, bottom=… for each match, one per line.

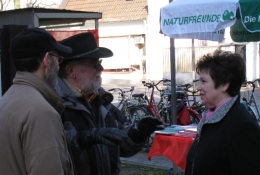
left=144, top=133, right=154, bottom=152
left=247, top=105, right=258, bottom=120
left=126, top=106, right=154, bottom=152
left=120, top=101, right=138, bottom=117
left=126, top=105, right=150, bottom=123
left=189, top=109, right=201, bottom=124
left=194, top=101, right=207, bottom=116
left=160, top=105, right=172, bottom=126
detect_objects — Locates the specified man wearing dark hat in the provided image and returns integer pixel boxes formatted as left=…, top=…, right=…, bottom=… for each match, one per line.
left=0, top=28, right=74, bottom=175
left=56, top=32, right=164, bottom=175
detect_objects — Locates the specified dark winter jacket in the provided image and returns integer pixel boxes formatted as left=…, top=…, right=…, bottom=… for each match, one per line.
left=56, top=77, right=145, bottom=175
left=185, top=96, right=260, bottom=175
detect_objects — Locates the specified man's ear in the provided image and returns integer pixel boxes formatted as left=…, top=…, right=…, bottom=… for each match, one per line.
left=43, top=52, right=51, bottom=70
left=66, top=65, right=76, bottom=79
left=32, top=53, right=50, bottom=79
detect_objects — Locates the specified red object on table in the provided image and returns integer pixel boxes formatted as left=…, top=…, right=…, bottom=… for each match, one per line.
left=147, top=134, right=194, bottom=170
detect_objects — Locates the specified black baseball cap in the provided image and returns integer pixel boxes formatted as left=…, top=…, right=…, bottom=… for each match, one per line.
left=10, top=27, right=72, bottom=59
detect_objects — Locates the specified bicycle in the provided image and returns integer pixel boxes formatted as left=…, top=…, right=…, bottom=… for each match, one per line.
left=108, top=86, right=136, bottom=118
left=151, top=79, right=173, bottom=126
left=175, top=82, right=205, bottom=124
left=157, top=86, right=172, bottom=125
left=122, top=79, right=172, bottom=151
left=158, top=81, right=204, bottom=125
left=126, top=79, right=172, bottom=126
left=241, top=78, right=260, bottom=125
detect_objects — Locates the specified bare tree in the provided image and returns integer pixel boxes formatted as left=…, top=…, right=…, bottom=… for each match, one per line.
left=24, top=0, right=59, bottom=8
left=0, top=0, right=60, bottom=11
left=0, top=0, right=11, bottom=11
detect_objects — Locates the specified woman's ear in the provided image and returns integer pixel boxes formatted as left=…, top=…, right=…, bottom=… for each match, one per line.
left=222, top=82, right=230, bottom=92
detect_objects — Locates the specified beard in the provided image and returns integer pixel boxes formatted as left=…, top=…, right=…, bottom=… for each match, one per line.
left=78, top=74, right=102, bottom=94
left=45, top=60, right=58, bottom=88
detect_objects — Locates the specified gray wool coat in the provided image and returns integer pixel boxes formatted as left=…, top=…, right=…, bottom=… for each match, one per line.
left=0, top=72, right=74, bottom=175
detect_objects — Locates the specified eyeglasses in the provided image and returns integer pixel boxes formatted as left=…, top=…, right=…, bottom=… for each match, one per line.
left=49, top=53, right=64, bottom=64
left=82, top=59, right=102, bottom=69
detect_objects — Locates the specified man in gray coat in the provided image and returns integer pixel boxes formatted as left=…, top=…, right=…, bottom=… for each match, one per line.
left=0, top=28, right=74, bottom=175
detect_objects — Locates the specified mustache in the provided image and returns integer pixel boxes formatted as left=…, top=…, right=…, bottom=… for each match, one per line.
left=96, top=72, right=102, bottom=77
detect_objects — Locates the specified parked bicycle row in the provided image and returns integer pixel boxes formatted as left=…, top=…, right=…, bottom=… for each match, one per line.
left=107, top=77, right=260, bottom=128
left=106, top=77, right=260, bottom=152
left=241, top=78, right=260, bottom=125
left=108, top=79, right=206, bottom=127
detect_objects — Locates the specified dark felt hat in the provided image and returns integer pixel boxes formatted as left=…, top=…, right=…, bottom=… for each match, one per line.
left=10, top=27, right=72, bottom=59
left=59, top=32, right=113, bottom=61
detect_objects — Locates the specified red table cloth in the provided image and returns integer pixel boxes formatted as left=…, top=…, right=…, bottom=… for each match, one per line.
left=147, top=134, right=194, bottom=170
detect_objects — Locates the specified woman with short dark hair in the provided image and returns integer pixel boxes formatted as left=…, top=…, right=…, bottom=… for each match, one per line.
left=185, top=50, right=260, bottom=175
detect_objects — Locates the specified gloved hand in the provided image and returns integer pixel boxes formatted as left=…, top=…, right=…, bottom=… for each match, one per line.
left=128, top=117, right=164, bottom=142
left=100, top=92, right=114, bottom=105
left=79, top=128, right=127, bottom=147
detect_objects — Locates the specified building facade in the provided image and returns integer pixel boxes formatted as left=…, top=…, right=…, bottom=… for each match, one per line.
left=60, top=0, right=259, bottom=85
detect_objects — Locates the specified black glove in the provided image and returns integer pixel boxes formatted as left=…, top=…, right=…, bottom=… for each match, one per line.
left=128, top=117, right=164, bottom=142
left=79, top=128, right=127, bottom=147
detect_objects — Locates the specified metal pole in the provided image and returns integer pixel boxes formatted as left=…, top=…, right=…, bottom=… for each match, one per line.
left=170, top=33, right=179, bottom=175
left=168, top=0, right=178, bottom=174
left=192, top=39, right=196, bottom=90
left=170, top=38, right=177, bottom=125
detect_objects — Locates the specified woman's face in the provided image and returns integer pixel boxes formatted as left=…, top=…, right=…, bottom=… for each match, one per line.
left=196, top=69, right=229, bottom=109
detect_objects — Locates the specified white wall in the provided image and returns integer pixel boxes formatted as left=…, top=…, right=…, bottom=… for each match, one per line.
left=146, top=0, right=168, bottom=81
left=246, top=42, right=259, bottom=81
left=99, top=20, right=146, bottom=37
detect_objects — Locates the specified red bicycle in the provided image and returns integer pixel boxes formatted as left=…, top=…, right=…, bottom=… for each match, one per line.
left=126, top=79, right=172, bottom=126
left=175, top=82, right=205, bottom=124
left=126, top=79, right=172, bottom=152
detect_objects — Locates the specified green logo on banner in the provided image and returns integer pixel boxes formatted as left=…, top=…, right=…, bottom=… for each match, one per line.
left=163, top=10, right=234, bottom=26
left=222, top=10, right=234, bottom=21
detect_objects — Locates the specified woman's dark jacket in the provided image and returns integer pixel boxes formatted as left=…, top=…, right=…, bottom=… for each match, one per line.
left=185, top=96, right=260, bottom=175
left=56, top=78, right=145, bottom=175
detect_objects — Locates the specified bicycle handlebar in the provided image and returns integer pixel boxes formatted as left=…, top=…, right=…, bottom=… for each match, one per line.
left=177, top=83, right=192, bottom=89
left=244, top=78, right=260, bottom=92
left=108, top=88, right=123, bottom=94
left=177, top=83, right=199, bottom=95
left=108, top=86, right=135, bottom=95
left=244, top=78, right=260, bottom=85
left=142, top=79, right=171, bottom=91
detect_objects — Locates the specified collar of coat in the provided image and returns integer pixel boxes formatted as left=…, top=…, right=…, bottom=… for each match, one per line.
left=197, top=95, right=238, bottom=136
left=62, top=78, right=97, bottom=104
left=13, top=71, right=65, bottom=115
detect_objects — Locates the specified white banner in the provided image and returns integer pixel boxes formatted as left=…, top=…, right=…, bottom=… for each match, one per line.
left=167, top=29, right=225, bottom=42
left=160, top=0, right=238, bottom=40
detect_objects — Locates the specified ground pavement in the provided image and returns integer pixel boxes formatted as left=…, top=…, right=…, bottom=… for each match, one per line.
left=120, top=148, right=175, bottom=170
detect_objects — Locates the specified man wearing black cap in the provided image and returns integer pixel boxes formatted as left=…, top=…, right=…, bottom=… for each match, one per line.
left=0, top=28, right=74, bottom=175
left=56, top=32, right=164, bottom=175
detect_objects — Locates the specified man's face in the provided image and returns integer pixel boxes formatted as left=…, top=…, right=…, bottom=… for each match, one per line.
left=45, top=52, right=61, bottom=88
left=73, top=58, right=104, bottom=94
